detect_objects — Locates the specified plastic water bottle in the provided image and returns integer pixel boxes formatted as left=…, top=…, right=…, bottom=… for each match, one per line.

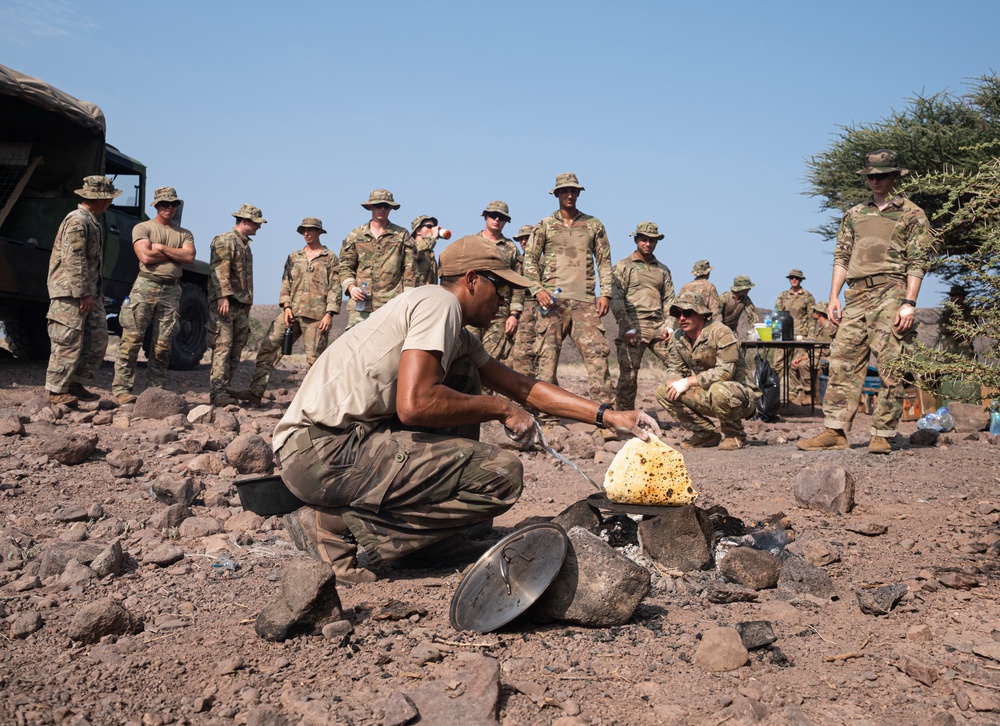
left=540, top=287, right=561, bottom=316
left=990, top=405, right=1000, bottom=436
left=935, top=406, right=953, bottom=432
left=771, top=311, right=783, bottom=341
left=763, top=311, right=772, bottom=328
left=355, top=281, right=368, bottom=312
left=122, top=296, right=130, bottom=307
left=917, top=411, right=943, bottom=431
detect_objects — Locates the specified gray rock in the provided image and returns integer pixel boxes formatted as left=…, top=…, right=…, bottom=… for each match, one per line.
left=409, top=643, right=443, bottom=665
left=705, top=581, right=758, bottom=604
left=67, top=598, right=142, bottom=644
left=41, top=432, right=98, bottom=465
left=794, top=466, right=855, bottom=514
left=150, top=473, right=198, bottom=506
left=106, top=449, right=142, bottom=478
left=562, top=431, right=595, bottom=460
left=11, top=611, right=43, bottom=639
left=187, top=404, right=214, bottom=424
left=213, top=409, right=240, bottom=433
left=147, top=503, right=193, bottom=531
left=53, top=506, right=88, bottom=522
left=224, top=509, right=264, bottom=533
left=778, top=554, right=838, bottom=601
left=938, top=571, right=979, bottom=589
left=856, top=583, right=908, bottom=616
left=538, top=526, right=650, bottom=627
left=798, top=539, right=841, bottom=566
left=551, top=500, right=601, bottom=535
left=184, top=452, right=226, bottom=475
left=694, top=627, right=748, bottom=672
left=718, top=695, right=770, bottom=724
left=255, top=559, right=343, bottom=641
left=972, top=642, right=1000, bottom=663
left=143, top=544, right=185, bottom=567
left=178, top=516, right=221, bottom=538
left=90, top=539, right=125, bottom=577
left=225, top=433, right=274, bottom=474
left=321, top=619, right=353, bottom=645
left=380, top=692, right=418, bottom=726
left=148, top=428, right=179, bottom=444
left=60, top=558, right=97, bottom=584
left=406, top=653, right=500, bottom=726
left=949, top=402, right=990, bottom=432
left=0, top=410, right=25, bottom=436
left=909, top=428, right=939, bottom=447
left=133, top=387, right=188, bottom=419
left=637, top=506, right=714, bottom=571
left=735, top=620, right=778, bottom=650
left=846, top=521, right=888, bottom=536
left=719, top=547, right=782, bottom=590
left=37, top=541, right=105, bottom=578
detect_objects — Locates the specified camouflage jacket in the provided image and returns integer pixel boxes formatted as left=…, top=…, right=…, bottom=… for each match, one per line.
left=279, top=246, right=342, bottom=320
left=209, top=228, right=254, bottom=303
left=775, top=289, right=815, bottom=337
left=413, top=236, right=438, bottom=287
left=718, top=291, right=759, bottom=331
left=835, top=195, right=932, bottom=281
left=47, top=206, right=103, bottom=299
left=665, top=320, right=757, bottom=391
left=610, top=251, right=674, bottom=332
left=666, top=278, right=722, bottom=330
left=814, top=317, right=838, bottom=344
left=338, top=221, right=415, bottom=309
left=485, top=235, right=525, bottom=317
left=522, top=210, right=612, bottom=303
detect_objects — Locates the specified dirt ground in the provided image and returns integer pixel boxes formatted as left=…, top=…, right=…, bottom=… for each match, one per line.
left=0, top=315, right=998, bottom=726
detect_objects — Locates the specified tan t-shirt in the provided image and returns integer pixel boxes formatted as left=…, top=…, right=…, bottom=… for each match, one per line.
left=273, top=285, right=490, bottom=452
left=132, top=220, right=194, bottom=280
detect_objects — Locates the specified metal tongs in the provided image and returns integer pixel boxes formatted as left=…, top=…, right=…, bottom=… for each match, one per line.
left=506, top=417, right=602, bottom=491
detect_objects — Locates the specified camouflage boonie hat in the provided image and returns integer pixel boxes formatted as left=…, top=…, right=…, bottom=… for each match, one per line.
left=813, top=301, right=829, bottom=316
left=731, top=275, right=755, bottom=292
left=856, top=149, right=909, bottom=177
left=411, top=215, right=438, bottom=234
left=232, top=203, right=267, bottom=223
left=151, top=186, right=182, bottom=207
left=786, top=268, right=805, bottom=280
left=296, top=217, right=326, bottom=234
left=549, top=172, right=585, bottom=194
left=691, top=259, right=713, bottom=276
left=669, top=290, right=713, bottom=318
left=75, top=175, right=123, bottom=200
left=482, top=200, right=511, bottom=220
left=948, top=285, right=967, bottom=297
left=513, top=225, right=533, bottom=240
left=630, top=221, right=664, bottom=241
left=362, top=188, right=400, bottom=210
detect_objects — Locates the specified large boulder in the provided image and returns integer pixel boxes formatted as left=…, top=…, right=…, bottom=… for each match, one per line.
left=41, top=432, right=98, bottom=465
left=133, top=388, right=188, bottom=420
left=225, top=434, right=274, bottom=475
left=67, top=599, right=142, bottom=643
left=948, top=402, right=989, bottom=432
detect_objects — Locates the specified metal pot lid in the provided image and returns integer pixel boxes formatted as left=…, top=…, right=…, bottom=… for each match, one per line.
left=450, top=523, right=568, bottom=633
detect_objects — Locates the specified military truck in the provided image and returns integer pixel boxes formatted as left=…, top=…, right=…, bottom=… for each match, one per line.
left=0, top=64, right=209, bottom=369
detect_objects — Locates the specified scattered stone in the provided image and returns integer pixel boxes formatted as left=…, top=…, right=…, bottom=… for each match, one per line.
left=321, top=620, right=353, bottom=644
left=907, top=624, right=934, bottom=642
left=965, top=686, right=1000, bottom=712
left=255, top=559, right=343, bottom=641
left=719, top=547, right=781, bottom=590
left=179, top=516, right=222, bottom=538
left=11, top=611, right=44, bottom=639
left=53, top=505, right=89, bottom=522
left=794, top=466, right=855, bottom=514
left=379, top=692, right=418, bottom=726
left=213, top=409, right=241, bottom=433
left=187, top=404, right=214, bottom=424
left=898, top=655, right=938, bottom=687
left=856, top=583, right=908, bottom=616
left=694, top=627, right=748, bottom=672
left=846, top=522, right=888, bottom=536
left=718, top=695, right=769, bottom=724
left=60, top=558, right=97, bottom=584
left=224, top=509, right=264, bottom=533
left=637, top=506, right=715, bottom=571
left=735, top=620, right=777, bottom=650
left=37, top=541, right=105, bottom=578
left=225, top=434, right=274, bottom=474
left=150, top=473, right=198, bottom=506
left=90, top=539, right=125, bottom=577
left=406, top=653, right=500, bottom=725
left=562, top=431, right=596, bottom=460
left=909, top=429, right=939, bottom=447
left=972, top=642, right=1000, bottom=663
left=147, top=503, right=193, bottom=531
left=106, top=449, right=142, bottom=478
left=798, top=539, right=841, bottom=566
left=538, top=526, right=650, bottom=627
left=148, top=428, right=179, bottom=444
left=185, top=452, right=227, bottom=475
left=133, top=388, right=188, bottom=419
left=778, top=554, right=838, bottom=601
left=41, top=432, right=98, bottom=465
left=938, top=572, right=979, bottom=590
left=410, top=644, right=443, bottom=665
left=215, top=655, right=244, bottom=675
left=144, top=544, right=185, bottom=567
left=949, top=402, right=990, bottom=432
left=705, top=581, right=758, bottom=604
left=67, top=599, right=142, bottom=644
left=0, top=410, right=25, bottom=436
left=551, top=500, right=601, bottom=535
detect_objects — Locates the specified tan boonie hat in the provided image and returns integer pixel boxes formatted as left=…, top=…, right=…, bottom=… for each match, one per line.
left=669, top=290, right=713, bottom=318
left=411, top=215, right=438, bottom=234
left=232, top=203, right=267, bottom=223
left=439, top=235, right=533, bottom=288
left=856, top=149, right=909, bottom=177
left=482, top=200, right=511, bottom=220
left=813, top=301, right=829, bottom=315
left=731, top=275, right=755, bottom=292
left=691, top=259, right=713, bottom=276
left=361, top=188, right=400, bottom=210
left=786, top=268, right=805, bottom=280
left=549, top=172, right=585, bottom=194
left=297, top=217, right=326, bottom=234
left=631, top=221, right=664, bottom=241
left=513, top=224, right=533, bottom=240
left=75, top=175, right=122, bottom=200
left=151, top=186, right=182, bottom=206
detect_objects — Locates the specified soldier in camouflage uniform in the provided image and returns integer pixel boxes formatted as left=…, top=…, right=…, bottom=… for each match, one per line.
left=411, top=214, right=442, bottom=287
left=656, top=290, right=761, bottom=450
left=45, top=176, right=121, bottom=406
left=668, top=259, right=722, bottom=330
left=207, top=203, right=265, bottom=407
left=611, top=221, right=675, bottom=411
left=799, top=150, right=932, bottom=454
left=718, top=275, right=759, bottom=334
left=507, top=225, right=540, bottom=377
left=790, top=301, right=838, bottom=402
left=340, top=189, right=416, bottom=328
left=523, top=173, right=615, bottom=421
left=466, top=201, right=524, bottom=362
left=773, top=268, right=815, bottom=401
left=273, top=235, right=660, bottom=582
left=238, top=217, right=341, bottom=406
left=112, top=187, right=196, bottom=404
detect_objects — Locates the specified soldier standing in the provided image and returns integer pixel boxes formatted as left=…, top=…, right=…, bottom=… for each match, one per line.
left=670, top=259, right=722, bottom=327
left=718, top=275, right=759, bottom=334
left=112, top=187, right=196, bottom=404
left=207, top=203, right=265, bottom=407
left=774, top=268, right=815, bottom=402
left=238, top=217, right=340, bottom=406
left=790, top=301, right=837, bottom=403
left=508, top=225, right=539, bottom=377
left=523, top=173, right=615, bottom=423
left=340, top=189, right=415, bottom=328
left=411, top=214, right=441, bottom=287
left=45, top=175, right=121, bottom=405
left=611, top=221, right=674, bottom=411
left=468, top=201, right=524, bottom=361
left=798, top=150, right=932, bottom=454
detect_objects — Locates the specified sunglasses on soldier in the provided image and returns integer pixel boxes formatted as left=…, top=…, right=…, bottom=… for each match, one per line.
left=865, top=172, right=894, bottom=181
left=477, top=271, right=510, bottom=298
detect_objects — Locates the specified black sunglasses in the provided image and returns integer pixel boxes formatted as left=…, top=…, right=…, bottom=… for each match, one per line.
left=865, top=172, right=895, bottom=181
left=484, top=212, right=509, bottom=221
left=477, top=271, right=511, bottom=297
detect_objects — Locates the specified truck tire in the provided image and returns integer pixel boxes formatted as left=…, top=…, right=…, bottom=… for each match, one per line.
left=2, top=306, right=50, bottom=360
left=169, top=282, right=209, bottom=370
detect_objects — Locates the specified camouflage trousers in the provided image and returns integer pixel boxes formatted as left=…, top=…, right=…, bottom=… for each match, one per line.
left=774, top=348, right=810, bottom=397
left=509, top=301, right=539, bottom=377
left=112, top=277, right=181, bottom=396
left=655, top=380, right=760, bottom=438
left=277, top=357, right=523, bottom=563
left=207, top=300, right=251, bottom=400
left=248, top=313, right=329, bottom=397
left=535, top=298, right=613, bottom=405
left=45, top=296, right=108, bottom=394
left=823, top=283, right=913, bottom=436
left=789, top=352, right=816, bottom=399
left=615, top=324, right=670, bottom=410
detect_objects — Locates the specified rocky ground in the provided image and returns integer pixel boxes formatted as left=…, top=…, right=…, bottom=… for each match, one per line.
left=0, top=313, right=998, bottom=726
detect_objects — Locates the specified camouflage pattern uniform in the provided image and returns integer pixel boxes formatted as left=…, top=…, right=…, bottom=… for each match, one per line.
left=508, top=225, right=539, bottom=376
left=790, top=305, right=837, bottom=397
left=523, top=210, right=614, bottom=404
left=719, top=288, right=759, bottom=332
left=467, top=236, right=524, bottom=361
left=45, top=205, right=108, bottom=394
left=248, top=245, right=341, bottom=397
left=610, top=244, right=674, bottom=410
left=411, top=214, right=440, bottom=288
left=822, top=194, right=932, bottom=435
left=774, top=279, right=815, bottom=398
left=338, top=221, right=415, bottom=328
left=208, top=226, right=254, bottom=402
left=668, top=262, right=721, bottom=329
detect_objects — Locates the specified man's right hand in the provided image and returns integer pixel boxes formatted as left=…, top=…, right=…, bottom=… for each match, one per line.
left=283, top=307, right=294, bottom=326
left=79, top=295, right=94, bottom=314
left=827, top=299, right=842, bottom=323
left=502, top=401, right=536, bottom=441
left=217, top=297, right=230, bottom=316
left=349, top=284, right=367, bottom=302
left=535, top=289, right=554, bottom=309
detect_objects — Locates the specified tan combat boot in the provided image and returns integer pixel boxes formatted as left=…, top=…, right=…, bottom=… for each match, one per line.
left=283, top=507, right=376, bottom=584
left=48, top=391, right=78, bottom=406
left=718, top=436, right=746, bottom=451
left=68, top=383, right=101, bottom=401
left=868, top=436, right=892, bottom=455
left=117, top=392, right=138, bottom=404
left=680, top=431, right=722, bottom=449
left=211, top=393, right=239, bottom=407
left=796, top=428, right=849, bottom=451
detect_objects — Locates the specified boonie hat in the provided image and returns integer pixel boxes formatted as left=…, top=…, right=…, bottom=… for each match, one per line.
left=411, top=215, right=438, bottom=234
left=75, top=175, right=122, bottom=200
left=362, top=188, right=400, bottom=210
left=297, top=217, right=326, bottom=234
left=669, top=290, right=713, bottom=318
left=731, top=275, right=755, bottom=292
left=151, top=186, right=182, bottom=207
left=439, top=235, right=533, bottom=288
left=631, top=221, right=664, bottom=241
left=482, top=200, right=511, bottom=220
left=232, top=203, right=267, bottom=223
left=813, top=301, right=829, bottom=316
left=948, top=284, right=967, bottom=297
left=786, top=269, right=805, bottom=280
left=856, top=149, right=909, bottom=177
left=691, top=259, right=713, bottom=276
left=549, top=172, right=585, bottom=194
left=513, top=225, right=533, bottom=240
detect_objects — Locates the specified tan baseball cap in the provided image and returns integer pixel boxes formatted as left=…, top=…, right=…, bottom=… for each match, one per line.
left=439, top=235, right=532, bottom=288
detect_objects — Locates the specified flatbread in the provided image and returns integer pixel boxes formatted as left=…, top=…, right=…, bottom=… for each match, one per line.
left=603, top=433, right=698, bottom=506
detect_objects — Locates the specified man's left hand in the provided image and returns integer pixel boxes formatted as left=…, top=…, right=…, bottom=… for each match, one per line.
left=664, top=377, right=690, bottom=401
left=596, top=296, right=610, bottom=317
left=505, top=315, right=519, bottom=336
left=605, top=409, right=662, bottom=441
left=894, top=304, right=916, bottom=332
left=318, top=312, right=332, bottom=332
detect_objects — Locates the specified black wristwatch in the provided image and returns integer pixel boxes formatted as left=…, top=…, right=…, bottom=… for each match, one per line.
left=596, top=403, right=613, bottom=429
left=510, top=311, right=521, bottom=319
left=901, top=299, right=916, bottom=306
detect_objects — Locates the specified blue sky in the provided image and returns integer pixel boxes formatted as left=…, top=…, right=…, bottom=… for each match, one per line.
left=3, top=0, right=997, bottom=309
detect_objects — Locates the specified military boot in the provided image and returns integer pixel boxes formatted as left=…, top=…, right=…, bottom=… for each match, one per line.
left=680, top=431, right=722, bottom=449
left=283, top=507, right=376, bottom=585
left=68, top=383, right=101, bottom=401
left=48, top=391, right=78, bottom=406
left=211, top=393, right=239, bottom=407
left=796, top=428, right=849, bottom=451
left=868, top=436, right=892, bottom=455
left=117, top=392, right=138, bottom=404
left=232, top=389, right=263, bottom=406
left=718, top=436, right=746, bottom=451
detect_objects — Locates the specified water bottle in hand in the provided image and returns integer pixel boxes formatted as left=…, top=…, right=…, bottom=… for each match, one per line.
left=355, top=281, right=368, bottom=312
left=540, top=287, right=561, bottom=316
